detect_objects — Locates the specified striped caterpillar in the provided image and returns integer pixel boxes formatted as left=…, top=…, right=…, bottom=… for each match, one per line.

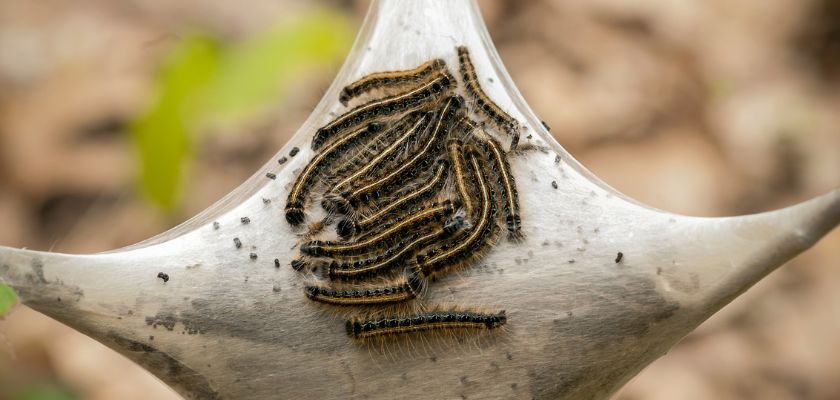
left=285, top=49, right=524, bottom=343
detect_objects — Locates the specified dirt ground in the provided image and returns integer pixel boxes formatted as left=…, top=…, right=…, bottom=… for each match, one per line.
left=1, top=0, right=839, bottom=398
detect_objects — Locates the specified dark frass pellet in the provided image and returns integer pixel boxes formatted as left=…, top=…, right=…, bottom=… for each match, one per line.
left=266, top=172, right=276, bottom=180
left=157, top=272, right=169, bottom=283
left=541, top=120, right=551, bottom=131
left=250, top=253, right=258, bottom=261
left=615, top=252, right=624, bottom=263
left=234, top=237, right=242, bottom=249
left=274, top=258, right=280, bottom=268
left=277, top=156, right=288, bottom=165
left=289, top=147, right=300, bottom=157
left=212, top=221, right=220, bottom=230
left=551, top=181, right=558, bottom=189
left=262, top=198, right=271, bottom=204
left=241, top=216, right=250, bottom=224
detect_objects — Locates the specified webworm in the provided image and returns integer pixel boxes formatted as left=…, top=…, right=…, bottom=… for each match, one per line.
left=339, top=59, right=447, bottom=106
left=329, top=215, right=465, bottom=280
left=312, top=71, right=452, bottom=150
left=300, top=201, right=455, bottom=257
left=473, top=128, right=522, bottom=239
left=305, top=273, right=424, bottom=306
left=416, top=150, right=496, bottom=278
left=285, top=123, right=383, bottom=226
left=447, top=138, right=473, bottom=216
left=346, top=308, right=507, bottom=341
left=337, top=159, right=450, bottom=239
left=457, top=46, right=520, bottom=150
left=322, top=111, right=433, bottom=214
left=342, top=95, right=463, bottom=206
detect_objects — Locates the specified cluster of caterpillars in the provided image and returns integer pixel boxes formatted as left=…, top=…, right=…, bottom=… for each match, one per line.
left=285, top=46, right=520, bottom=342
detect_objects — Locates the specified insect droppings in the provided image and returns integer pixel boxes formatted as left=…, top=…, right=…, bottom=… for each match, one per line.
left=541, top=120, right=551, bottom=131
left=157, top=272, right=169, bottom=283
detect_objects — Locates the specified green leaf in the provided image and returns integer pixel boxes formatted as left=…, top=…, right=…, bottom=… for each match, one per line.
left=129, top=35, right=221, bottom=209
left=0, top=282, right=17, bottom=317
left=12, top=382, right=77, bottom=400
left=129, top=11, right=352, bottom=210
left=199, top=10, right=353, bottom=124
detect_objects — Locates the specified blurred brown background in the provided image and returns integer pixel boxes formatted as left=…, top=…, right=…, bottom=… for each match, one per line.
left=1, top=0, right=839, bottom=399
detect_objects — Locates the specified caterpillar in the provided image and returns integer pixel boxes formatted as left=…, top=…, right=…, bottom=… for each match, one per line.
left=305, top=273, right=424, bottom=306
left=312, top=71, right=452, bottom=150
left=339, top=95, right=463, bottom=208
left=339, top=58, right=447, bottom=106
left=472, top=127, right=522, bottom=239
left=285, top=122, right=383, bottom=225
left=300, top=201, right=456, bottom=258
left=328, top=215, right=465, bottom=280
left=337, top=159, right=450, bottom=239
left=457, top=46, right=520, bottom=150
left=416, top=149, right=497, bottom=279
left=346, top=308, right=507, bottom=341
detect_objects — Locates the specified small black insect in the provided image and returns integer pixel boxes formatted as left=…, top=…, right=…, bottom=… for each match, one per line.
left=250, top=253, right=258, bottom=261
left=615, top=252, right=624, bottom=263
left=157, top=272, right=169, bottom=283
left=234, top=238, right=242, bottom=249
left=551, top=181, right=558, bottom=189
left=241, top=217, right=251, bottom=225
left=289, top=147, right=300, bottom=157
left=278, top=156, right=288, bottom=165
left=266, top=173, right=277, bottom=180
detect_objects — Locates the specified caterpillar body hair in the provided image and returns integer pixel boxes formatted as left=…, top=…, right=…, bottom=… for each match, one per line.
left=472, top=128, right=522, bottom=240
left=322, top=111, right=433, bottom=215
left=305, top=273, right=424, bottom=306
left=346, top=308, right=507, bottom=342
left=456, top=46, right=520, bottom=150
left=331, top=111, right=430, bottom=193
left=447, top=138, right=474, bottom=217
left=416, top=149, right=497, bottom=279
left=300, top=201, right=456, bottom=258
left=323, top=113, right=410, bottom=181
left=285, top=123, right=384, bottom=226
left=339, top=59, right=447, bottom=106
left=337, top=158, right=450, bottom=239
left=312, top=71, right=452, bottom=150
left=328, top=215, right=465, bottom=280
left=343, top=95, right=463, bottom=206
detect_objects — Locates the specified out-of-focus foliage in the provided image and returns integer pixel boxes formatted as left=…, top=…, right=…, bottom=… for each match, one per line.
left=0, top=282, right=16, bottom=317
left=130, top=35, right=220, bottom=210
left=201, top=12, right=353, bottom=124
left=11, top=382, right=77, bottom=400
left=130, top=11, right=352, bottom=210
